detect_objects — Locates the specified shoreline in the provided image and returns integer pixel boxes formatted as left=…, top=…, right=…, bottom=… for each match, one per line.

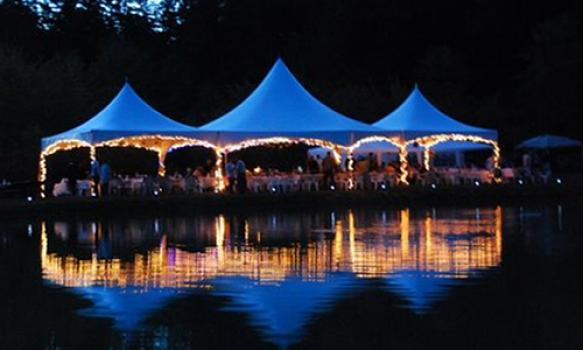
left=1, top=183, right=582, bottom=220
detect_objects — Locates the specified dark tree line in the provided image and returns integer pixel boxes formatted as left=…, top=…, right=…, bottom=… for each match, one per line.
left=1, top=0, right=582, bottom=180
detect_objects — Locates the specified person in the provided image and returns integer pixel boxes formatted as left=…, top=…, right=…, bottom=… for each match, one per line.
left=236, top=158, right=247, bottom=194
left=99, top=162, right=111, bottom=197
left=321, top=152, right=336, bottom=190
left=307, top=156, right=319, bottom=174
left=226, top=160, right=236, bottom=193
left=90, top=158, right=101, bottom=196
left=67, top=161, right=79, bottom=196
left=368, top=153, right=379, bottom=172
left=485, top=155, right=494, bottom=171
left=315, top=155, right=323, bottom=173
left=203, top=159, right=215, bottom=176
left=169, top=171, right=184, bottom=193
left=522, top=152, right=532, bottom=170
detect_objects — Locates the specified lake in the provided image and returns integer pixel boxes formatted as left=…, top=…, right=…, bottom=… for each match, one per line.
left=1, top=203, right=582, bottom=349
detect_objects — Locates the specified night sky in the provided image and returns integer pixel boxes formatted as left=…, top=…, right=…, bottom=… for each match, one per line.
left=1, top=0, right=582, bottom=180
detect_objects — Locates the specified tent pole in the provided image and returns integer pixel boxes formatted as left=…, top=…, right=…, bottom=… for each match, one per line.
left=38, top=152, right=47, bottom=198
left=347, top=149, right=354, bottom=190
left=398, top=144, right=409, bottom=185
left=215, top=148, right=226, bottom=192
left=423, top=147, right=431, bottom=171
left=158, top=146, right=169, bottom=177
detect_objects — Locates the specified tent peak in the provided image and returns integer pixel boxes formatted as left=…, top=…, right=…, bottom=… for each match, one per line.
left=199, top=58, right=383, bottom=145
left=373, top=85, right=497, bottom=139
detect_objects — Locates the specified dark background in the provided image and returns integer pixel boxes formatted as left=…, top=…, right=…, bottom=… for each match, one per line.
left=1, top=0, right=582, bottom=180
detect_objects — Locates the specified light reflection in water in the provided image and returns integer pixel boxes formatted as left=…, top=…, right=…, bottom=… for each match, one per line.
left=39, top=207, right=503, bottom=346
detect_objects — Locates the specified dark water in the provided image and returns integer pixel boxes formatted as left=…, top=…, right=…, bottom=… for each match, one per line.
left=1, top=203, right=582, bottom=349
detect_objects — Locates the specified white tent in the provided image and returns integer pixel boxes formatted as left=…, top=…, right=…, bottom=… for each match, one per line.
left=199, top=59, right=390, bottom=148
left=39, top=83, right=213, bottom=184
left=374, top=86, right=497, bottom=140
left=370, top=86, right=499, bottom=171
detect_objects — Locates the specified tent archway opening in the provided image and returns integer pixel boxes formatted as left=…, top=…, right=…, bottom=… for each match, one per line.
left=407, top=134, right=500, bottom=173
left=347, top=136, right=408, bottom=185
left=39, top=136, right=218, bottom=197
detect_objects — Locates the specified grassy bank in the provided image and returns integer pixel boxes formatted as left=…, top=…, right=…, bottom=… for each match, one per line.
left=1, top=183, right=582, bottom=220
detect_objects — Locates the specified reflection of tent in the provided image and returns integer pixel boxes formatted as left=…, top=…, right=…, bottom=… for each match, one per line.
left=73, top=286, right=186, bottom=332
left=39, top=83, right=213, bottom=184
left=516, top=134, right=582, bottom=149
left=374, top=86, right=497, bottom=140
left=200, top=59, right=387, bottom=148
left=212, top=274, right=359, bottom=348
left=383, top=271, right=459, bottom=313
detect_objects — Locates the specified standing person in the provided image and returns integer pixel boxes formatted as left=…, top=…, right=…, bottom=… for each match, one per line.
left=368, top=153, right=379, bottom=172
left=236, top=158, right=247, bottom=194
left=307, top=156, right=319, bottom=174
left=90, top=158, right=101, bottom=196
left=322, top=152, right=336, bottom=190
left=67, top=162, right=78, bottom=196
left=226, top=160, right=236, bottom=193
left=203, top=159, right=215, bottom=176
left=315, top=155, right=323, bottom=173
left=99, top=161, right=111, bottom=197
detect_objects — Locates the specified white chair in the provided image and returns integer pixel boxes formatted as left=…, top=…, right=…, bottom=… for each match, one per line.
left=52, top=179, right=71, bottom=197
left=76, top=180, right=92, bottom=196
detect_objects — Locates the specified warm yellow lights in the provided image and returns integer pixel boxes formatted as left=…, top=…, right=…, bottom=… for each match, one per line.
left=38, top=139, right=95, bottom=197
left=222, top=136, right=344, bottom=167
left=40, top=208, right=503, bottom=287
left=38, top=133, right=501, bottom=193
left=95, top=135, right=218, bottom=176
left=38, top=135, right=219, bottom=193
left=408, top=134, right=501, bottom=173
left=347, top=136, right=410, bottom=185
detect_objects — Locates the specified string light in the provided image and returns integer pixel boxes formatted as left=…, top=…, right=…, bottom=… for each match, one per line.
left=39, top=136, right=220, bottom=196
left=38, top=139, right=94, bottom=198
left=221, top=136, right=344, bottom=192
left=346, top=136, right=409, bottom=185
left=223, top=136, right=344, bottom=161
left=38, top=134, right=501, bottom=195
left=407, top=134, right=501, bottom=183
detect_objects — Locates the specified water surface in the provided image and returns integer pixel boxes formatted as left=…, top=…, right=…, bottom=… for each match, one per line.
left=1, top=204, right=581, bottom=349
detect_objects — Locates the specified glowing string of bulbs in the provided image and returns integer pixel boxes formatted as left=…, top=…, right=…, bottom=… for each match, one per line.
left=38, top=135, right=220, bottom=196
left=38, top=133, right=502, bottom=196
left=347, top=136, right=409, bottom=185
left=407, top=134, right=500, bottom=177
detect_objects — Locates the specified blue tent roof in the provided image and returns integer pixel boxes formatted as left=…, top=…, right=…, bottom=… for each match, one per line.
left=374, top=86, right=497, bottom=140
left=200, top=59, right=387, bottom=146
left=516, top=134, right=582, bottom=149
left=41, top=83, right=199, bottom=149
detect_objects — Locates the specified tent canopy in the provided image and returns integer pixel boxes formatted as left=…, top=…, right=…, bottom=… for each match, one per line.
left=41, top=83, right=200, bottom=149
left=374, top=86, right=497, bottom=140
left=200, top=59, right=388, bottom=146
left=516, top=134, right=582, bottom=149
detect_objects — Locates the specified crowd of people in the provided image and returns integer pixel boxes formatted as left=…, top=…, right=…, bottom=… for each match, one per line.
left=44, top=147, right=571, bottom=198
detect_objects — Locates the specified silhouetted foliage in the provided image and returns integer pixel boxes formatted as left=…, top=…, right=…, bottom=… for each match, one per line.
left=1, top=0, right=582, bottom=180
